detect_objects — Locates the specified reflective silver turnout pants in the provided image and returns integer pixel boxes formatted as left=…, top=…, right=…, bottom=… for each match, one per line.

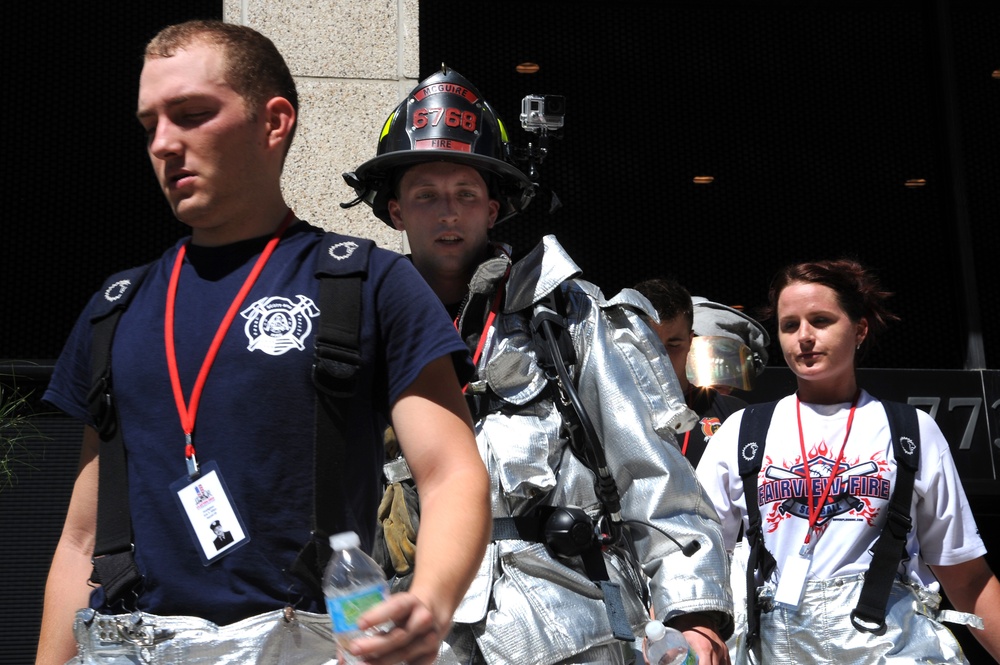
left=749, top=574, right=973, bottom=664
left=69, top=607, right=339, bottom=664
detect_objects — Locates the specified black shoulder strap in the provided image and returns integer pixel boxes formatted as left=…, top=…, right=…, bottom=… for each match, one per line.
left=736, top=399, right=779, bottom=651
left=87, top=264, right=152, bottom=607
left=850, top=400, right=920, bottom=634
left=292, top=233, right=374, bottom=590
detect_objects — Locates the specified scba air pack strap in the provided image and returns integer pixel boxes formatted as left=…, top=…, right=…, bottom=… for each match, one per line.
left=737, top=398, right=920, bottom=650
left=526, top=288, right=636, bottom=641
left=86, top=232, right=373, bottom=606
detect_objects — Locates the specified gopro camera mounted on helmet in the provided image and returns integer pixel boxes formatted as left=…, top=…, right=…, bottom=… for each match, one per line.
left=520, top=94, right=566, bottom=133
left=514, top=94, right=565, bottom=184
left=342, top=65, right=566, bottom=224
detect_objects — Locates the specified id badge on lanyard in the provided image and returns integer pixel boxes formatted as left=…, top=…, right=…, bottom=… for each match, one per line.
left=171, top=461, right=250, bottom=565
left=774, top=391, right=860, bottom=610
left=164, top=211, right=294, bottom=565
left=774, top=544, right=813, bottom=609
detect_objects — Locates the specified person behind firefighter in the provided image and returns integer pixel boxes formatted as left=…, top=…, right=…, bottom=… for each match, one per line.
left=635, top=277, right=774, bottom=664
left=634, top=277, right=769, bottom=468
left=696, top=258, right=1000, bottom=663
left=342, top=66, right=734, bottom=664
left=689, top=297, right=769, bottom=397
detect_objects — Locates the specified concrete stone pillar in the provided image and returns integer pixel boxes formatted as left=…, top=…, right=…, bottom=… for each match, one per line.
left=224, top=0, right=418, bottom=250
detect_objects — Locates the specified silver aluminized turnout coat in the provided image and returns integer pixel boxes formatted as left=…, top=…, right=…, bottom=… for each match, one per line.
left=441, top=235, right=733, bottom=664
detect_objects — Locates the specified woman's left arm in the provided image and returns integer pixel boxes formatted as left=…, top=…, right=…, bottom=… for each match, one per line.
left=931, top=556, right=1000, bottom=662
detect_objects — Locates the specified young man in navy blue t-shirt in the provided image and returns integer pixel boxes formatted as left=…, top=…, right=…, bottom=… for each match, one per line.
left=37, top=20, right=490, bottom=665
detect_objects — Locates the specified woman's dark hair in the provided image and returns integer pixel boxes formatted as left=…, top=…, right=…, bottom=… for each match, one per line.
left=763, top=258, right=900, bottom=354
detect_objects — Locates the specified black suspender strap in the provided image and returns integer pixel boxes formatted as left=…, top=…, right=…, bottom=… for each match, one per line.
left=311, top=238, right=371, bottom=400
left=850, top=400, right=920, bottom=634
left=736, top=400, right=779, bottom=652
left=292, top=235, right=373, bottom=591
left=87, top=265, right=151, bottom=607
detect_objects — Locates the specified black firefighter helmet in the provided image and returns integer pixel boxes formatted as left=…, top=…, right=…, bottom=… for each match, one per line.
left=342, top=66, right=535, bottom=226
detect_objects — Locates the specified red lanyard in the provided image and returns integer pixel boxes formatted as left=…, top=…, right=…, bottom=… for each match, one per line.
left=165, top=210, right=295, bottom=476
left=455, top=252, right=511, bottom=393
left=462, top=286, right=505, bottom=367
left=795, top=389, right=860, bottom=548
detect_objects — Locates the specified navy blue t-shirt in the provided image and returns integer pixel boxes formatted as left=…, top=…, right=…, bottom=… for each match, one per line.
left=44, top=221, right=471, bottom=624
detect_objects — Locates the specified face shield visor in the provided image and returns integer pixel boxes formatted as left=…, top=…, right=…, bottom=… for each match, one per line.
left=686, top=335, right=757, bottom=392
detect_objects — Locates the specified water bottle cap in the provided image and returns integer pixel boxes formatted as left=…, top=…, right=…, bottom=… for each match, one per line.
left=645, top=620, right=667, bottom=641
left=329, top=531, right=361, bottom=550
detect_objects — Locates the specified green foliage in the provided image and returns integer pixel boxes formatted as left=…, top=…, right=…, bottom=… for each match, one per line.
left=0, top=384, right=44, bottom=493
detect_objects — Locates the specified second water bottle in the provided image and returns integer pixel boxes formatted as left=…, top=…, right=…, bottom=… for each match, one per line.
left=643, top=620, right=698, bottom=665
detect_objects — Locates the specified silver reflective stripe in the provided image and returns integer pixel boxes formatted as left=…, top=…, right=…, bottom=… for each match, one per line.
left=938, top=609, right=985, bottom=630
left=383, top=456, right=412, bottom=483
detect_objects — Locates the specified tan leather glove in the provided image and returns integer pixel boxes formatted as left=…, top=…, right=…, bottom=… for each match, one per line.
left=377, top=481, right=419, bottom=575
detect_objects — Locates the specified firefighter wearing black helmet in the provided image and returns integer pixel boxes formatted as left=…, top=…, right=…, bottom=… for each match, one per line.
left=344, top=67, right=735, bottom=665
left=343, top=65, right=534, bottom=226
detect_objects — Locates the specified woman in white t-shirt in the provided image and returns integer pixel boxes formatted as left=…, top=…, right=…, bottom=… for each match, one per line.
left=696, top=258, right=1000, bottom=664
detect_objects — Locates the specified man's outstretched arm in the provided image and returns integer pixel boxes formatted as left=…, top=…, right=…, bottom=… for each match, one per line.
left=350, top=355, right=490, bottom=665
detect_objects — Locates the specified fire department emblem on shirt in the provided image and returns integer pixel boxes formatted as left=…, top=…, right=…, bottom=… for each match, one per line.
left=241, top=295, right=319, bottom=355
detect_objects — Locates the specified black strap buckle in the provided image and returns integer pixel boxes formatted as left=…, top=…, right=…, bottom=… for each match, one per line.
left=91, top=548, right=142, bottom=606
left=883, top=506, right=913, bottom=539
left=312, top=346, right=360, bottom=397
left=850, top=607, right=888, bottom=635
left=86, top=375, right=117, bottom=441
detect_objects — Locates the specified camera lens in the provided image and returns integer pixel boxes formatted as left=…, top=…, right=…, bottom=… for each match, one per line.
left=543, top=95, right=566, bottom=115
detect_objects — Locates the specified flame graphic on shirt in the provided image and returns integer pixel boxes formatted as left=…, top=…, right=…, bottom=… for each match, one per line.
left=759, top=441, right=891, bottom=534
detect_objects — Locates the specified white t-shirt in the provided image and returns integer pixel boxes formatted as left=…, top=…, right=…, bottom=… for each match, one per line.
left=696, top=390, right=986, bottom=589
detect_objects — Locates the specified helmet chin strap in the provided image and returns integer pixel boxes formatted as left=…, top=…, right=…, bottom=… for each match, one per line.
left=339, top=173, right=365, bottom=209
left=338, top=194, right=363, bottom=210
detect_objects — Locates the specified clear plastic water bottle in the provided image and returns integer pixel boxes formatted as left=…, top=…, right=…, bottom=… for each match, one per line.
left=643, top=620, right=698, bottom=665
left=323, top=531, right=390, bottom=664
